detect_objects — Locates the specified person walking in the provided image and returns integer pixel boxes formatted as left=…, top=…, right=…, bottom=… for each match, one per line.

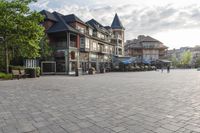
left=161, top=65, right=164, bottom=73
left=167, top=65, right=170, bottom=73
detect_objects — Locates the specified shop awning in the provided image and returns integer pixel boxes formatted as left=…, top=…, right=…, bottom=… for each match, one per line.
left=121, top=57, right=136, bottom=65
left=157, top=59, right=171, bottom=63
left=142, top=59, right=151, bottom=64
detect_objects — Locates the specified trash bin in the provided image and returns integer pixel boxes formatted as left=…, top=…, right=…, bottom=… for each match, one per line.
left=75, top=68, right=79, bottom=76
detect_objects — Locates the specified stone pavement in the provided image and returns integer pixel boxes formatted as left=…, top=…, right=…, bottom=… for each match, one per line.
left=0, top=69, right=200, bottom=133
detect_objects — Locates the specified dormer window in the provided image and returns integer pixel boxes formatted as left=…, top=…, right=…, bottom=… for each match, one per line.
left=89, top=28, right=93, bottom=36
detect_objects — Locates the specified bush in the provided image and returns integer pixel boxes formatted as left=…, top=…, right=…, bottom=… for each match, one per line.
left=0, top=72, right=13, bottom=80
left=36, top=67, right=40, bottom=77
left=25, top=67, right=40, bottom=78
left=25, top=68, right=36, bottom=78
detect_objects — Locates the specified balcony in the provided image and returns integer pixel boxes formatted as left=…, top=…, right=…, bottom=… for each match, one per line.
left=70, top=41, right=77, bottom=48
left=54, top=41, right=67, bottom=50
left=112, top=34, right=122, bottom=40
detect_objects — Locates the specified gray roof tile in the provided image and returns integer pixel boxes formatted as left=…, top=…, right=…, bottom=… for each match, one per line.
left=40, top=10, right=58, bottom=22
left=63, top=14, right=85, bottom=25
left=111, top=13, right=124, bottom=29
left=47, top=12, right=78, bottom=33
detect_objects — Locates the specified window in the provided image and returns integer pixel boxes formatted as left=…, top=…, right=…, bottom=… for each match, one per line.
left=101, top=34, right=105, bottom=39
left=89, top=28, right=93, bottom=36
left=97, top=32, right=101, bottom=38
left=80, top=37, right=85, bottom=48
left=97, top=44, right=100, bottom=51
left=110, top=46, right=113, bottom=53
left=85, top=38, right=90, bottom=49
left=90, top=54, right=96, bottom=58
left=77, top=26, right=85, bottom=33
left=93, top=42, right=97, bottom=51
left=105, top=45, right=108, bottom=53
left=104, top=55, right=108, bottom=60
left=70, top=51, right=76, bottom=60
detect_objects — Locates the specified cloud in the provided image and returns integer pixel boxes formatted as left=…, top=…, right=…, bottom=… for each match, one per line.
left=30, top=0, right=200, bottom=48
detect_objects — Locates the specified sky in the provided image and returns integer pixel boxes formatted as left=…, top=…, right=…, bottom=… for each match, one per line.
left=30, top=0, right=200, bottom=49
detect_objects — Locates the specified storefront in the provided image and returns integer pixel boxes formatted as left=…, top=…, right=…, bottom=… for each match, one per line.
left=89, top=53, right=98, bottom=71
left=80, top=52, right=89, bottom=74
left=68, top=49, right=79, bottom=75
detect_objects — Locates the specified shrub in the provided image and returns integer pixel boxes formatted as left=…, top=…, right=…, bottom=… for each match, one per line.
left=0, top=72, right=13, bottom=80
left=25, top=68, right=36, bottom=78
left=36, top=67, right=40, bottom=77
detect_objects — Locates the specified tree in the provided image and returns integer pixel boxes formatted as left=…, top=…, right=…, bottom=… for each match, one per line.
left=39, top=35, right=53, bottom=60
left=180, top=51, right=192, bottom=68
left=0, top=0, right=44, bottom=73
left=170, top=55, right=179, bottom=68
left=195, top=56, right=200, bottom=68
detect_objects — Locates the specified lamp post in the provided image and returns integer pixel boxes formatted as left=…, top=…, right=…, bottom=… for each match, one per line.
left=0, top=37, right=4, bottom=43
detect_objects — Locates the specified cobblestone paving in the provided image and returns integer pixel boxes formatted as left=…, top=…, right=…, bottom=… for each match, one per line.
left=0, top=70, right=200, bottom=133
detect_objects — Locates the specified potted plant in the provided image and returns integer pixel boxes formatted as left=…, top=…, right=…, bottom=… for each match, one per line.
left=89, top=67, right=96, bottom=74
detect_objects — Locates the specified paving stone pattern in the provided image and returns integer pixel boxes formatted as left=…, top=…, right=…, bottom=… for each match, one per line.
left=0, top=70, right=200, bottom=133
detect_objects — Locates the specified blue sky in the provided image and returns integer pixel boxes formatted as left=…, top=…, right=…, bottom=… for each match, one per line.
left=30, top=0, right=200, bottom=49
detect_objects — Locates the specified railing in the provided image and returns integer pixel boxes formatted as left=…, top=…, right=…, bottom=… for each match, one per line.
left=54, top=41, right=67, bottom=49
left=112, top=34, right=122, bottom=39
left=70, top=41, right=77, bottom=48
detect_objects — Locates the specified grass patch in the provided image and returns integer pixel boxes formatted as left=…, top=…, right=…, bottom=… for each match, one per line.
left=0, top=72, right=13, bottom=80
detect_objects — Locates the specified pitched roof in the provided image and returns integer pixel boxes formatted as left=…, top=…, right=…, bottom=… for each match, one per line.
left=47, top=12, right=78, bottom=33
left=87, top=19, right=104, bottom=28
left=111, top=13, right=124, bottom=30
left=140, top=36, right=162, bottom=43
left=63, top=14, right=85, bottom=25
left=126, top=35, right=167, bottom=49
left=40, top=10, right=58, bottom=22
left=104, top=26, right=111, bottom=30
left=86, top=19, right=110, bottom=35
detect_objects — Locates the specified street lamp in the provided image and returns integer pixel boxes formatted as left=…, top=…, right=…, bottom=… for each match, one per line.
left=0, top=37, right=4, bottom=43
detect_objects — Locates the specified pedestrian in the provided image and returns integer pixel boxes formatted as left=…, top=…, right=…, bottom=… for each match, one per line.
left=161, top=66, right=163, bottom=73
left=167, top=65, right=170, bottom=73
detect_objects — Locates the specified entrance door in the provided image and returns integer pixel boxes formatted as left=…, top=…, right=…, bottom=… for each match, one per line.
left=81, top=62, right=89, bottom=74
left=69, top=61, right=77, bottom=75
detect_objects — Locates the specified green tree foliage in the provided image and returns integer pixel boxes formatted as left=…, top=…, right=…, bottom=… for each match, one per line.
left=39, top=35, right=53, bottom=60
left=0, top=0, right=44, bottom=73
left=195, top=56, right=200, bottom=67
left=180, top=51, right=192, bottom=67
left=170, top=55, right=179, bottom=68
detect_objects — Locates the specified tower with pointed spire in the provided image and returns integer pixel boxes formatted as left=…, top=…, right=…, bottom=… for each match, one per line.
left=111, top=13, right=125, bottom=57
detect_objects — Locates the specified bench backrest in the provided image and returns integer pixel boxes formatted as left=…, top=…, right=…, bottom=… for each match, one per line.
left=20, top=69, right=25, bottom=75
left=12, top=70, right=20, bottom=75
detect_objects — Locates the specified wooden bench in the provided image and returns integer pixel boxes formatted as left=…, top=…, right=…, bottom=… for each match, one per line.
left=12, top=70, right=21, bottom=80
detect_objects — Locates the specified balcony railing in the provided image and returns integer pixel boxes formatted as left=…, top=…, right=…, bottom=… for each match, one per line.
left=54, top=41, right=67, bottom=50
left=112, top=34, right=122, bottom=39
left=70, top=41, right=77, bottom=48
